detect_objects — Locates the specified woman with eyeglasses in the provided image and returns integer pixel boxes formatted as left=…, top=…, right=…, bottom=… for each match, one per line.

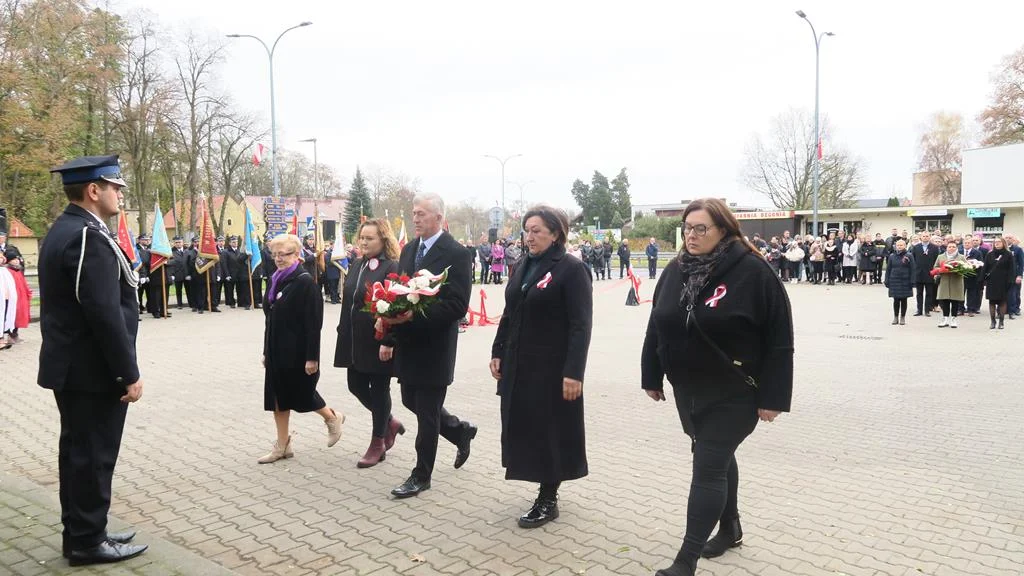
left=334, top=219, right=405, bottom=468
left=641, top=198, right=794, bottom=576
left=983, top=237, right=1015, bottom=329
left=259, top=234, right=344, bottom=464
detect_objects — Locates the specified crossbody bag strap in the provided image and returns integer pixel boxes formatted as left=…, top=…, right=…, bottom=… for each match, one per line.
left=685, top=304, right=758, bottom=389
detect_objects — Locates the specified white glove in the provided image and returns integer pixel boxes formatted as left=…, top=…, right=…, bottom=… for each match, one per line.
left=185, top=275, right=192, bottom=281
left=226, top=276, right=232, bottom=281
left=170, top=275, right=175, bottom=281
left=217, top=276, right=222, bottom=282
left=140, top=277, right=149, bottom=285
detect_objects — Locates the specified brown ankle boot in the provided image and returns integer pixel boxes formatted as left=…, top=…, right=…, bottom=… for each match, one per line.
left=357, top=437, right=387, bottom=468
left=384, top=417, right=406, bottom=451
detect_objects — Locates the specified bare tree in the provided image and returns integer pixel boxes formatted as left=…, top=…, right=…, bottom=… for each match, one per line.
left=978, top=45, right=1024, bottom=147
left=918, top=111, right=966, bottom=205
left=743, top=108, right=864, bottom=210
left=210, top=110, right=266, bottom=233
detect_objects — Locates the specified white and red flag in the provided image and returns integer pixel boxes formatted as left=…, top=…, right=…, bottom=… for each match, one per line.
left=252, top=143, right=266, bottom=166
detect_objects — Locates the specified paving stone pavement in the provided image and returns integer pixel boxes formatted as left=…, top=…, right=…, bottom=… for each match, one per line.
left=1, top=278, right=1022, bottom=575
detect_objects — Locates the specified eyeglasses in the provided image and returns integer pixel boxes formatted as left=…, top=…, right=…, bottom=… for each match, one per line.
left=683, top=224, right=715, bottom=237
left=272, top=251, right=296, bottom=259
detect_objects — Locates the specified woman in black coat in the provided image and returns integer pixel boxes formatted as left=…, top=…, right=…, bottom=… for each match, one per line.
left=490, top=205, right=593, bottom=529
left=641, top=198, right=793, bottom=576
left=334, top=218, right=405, bottom=468
left=884, top=239, right=915, bottom=325
left=259, top=234, right=344, bottom=464
left=983, top=237, right=1015, bottom=329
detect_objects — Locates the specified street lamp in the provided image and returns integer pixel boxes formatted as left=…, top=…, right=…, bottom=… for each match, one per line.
left=507, top=180, right=534, bottom=231
left=483, top=154, right=522, bottom=230
left=298, top=138, right=318, bottom=199
left=227, top=21, right=312, bottom=198
left=796, top=10, right=833, bottom=238
left=593, top=216, right=600, bottom=230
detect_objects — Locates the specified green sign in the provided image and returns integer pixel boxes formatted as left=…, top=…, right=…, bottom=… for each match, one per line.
left=967, top=208, right=1001, bottom=218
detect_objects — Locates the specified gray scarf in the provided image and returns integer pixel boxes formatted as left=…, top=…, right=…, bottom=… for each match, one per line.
left=677, top=240, right=731, bottom=308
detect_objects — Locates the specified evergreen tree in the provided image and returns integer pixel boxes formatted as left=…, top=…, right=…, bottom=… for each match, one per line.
left=344, top=167, right=373, bottom=238
left=611, top=168, right=632, bottom=222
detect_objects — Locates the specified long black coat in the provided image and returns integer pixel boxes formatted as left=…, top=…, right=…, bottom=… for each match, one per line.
left=263, top=265, right=324, bottom=412
left=983, top=249, right=1015, bottom=302
left=885, top=250, right=915, bottom=299
left=911, top=243, right=940, bottom=284
left=491, top=245, right=592, bottom=483
left=37, top=204, right=140, bottom=393
left=334, top=256, right=398, bottom=375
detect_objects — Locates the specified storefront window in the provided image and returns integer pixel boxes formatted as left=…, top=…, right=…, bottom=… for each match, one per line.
left=972, top=216, right=1005, bottom=234
left=913, top=218, right=952, bottom=234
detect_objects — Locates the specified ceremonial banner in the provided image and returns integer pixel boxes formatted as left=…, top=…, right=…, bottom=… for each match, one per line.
left=331, top=231, right=349, bottom=271
left=397, top=217, right=408, bottom=249
left=116, top=211, right=139, bottom=270
left=149, top=203, right=172, bottom=271
left=243, top=204, right=263, bottom=274
left=195, top=196, right=220, bottom=273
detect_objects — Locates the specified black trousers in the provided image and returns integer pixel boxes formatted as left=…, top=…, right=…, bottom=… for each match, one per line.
left=812, top=261, right=824, bottom=283
left=915, top=282, right=937, bottom=313
left=252, top=277, right=264, bottom=306
left=400, top=383, right=464, bottom=480
left=938, top=299, right=961, bottom=318
left=54, top=390, right=128, bottom=551
left=672, top=394, right=758, bottom=565
left=892, top=297, right=908, bottom=317
left=145, top=276, right=169, bottom=317
left=190, top=276, right=209, bottom=311
left=137, top=284, right=147, bottom=311
left=229, top=280, right=251, bottom=307
left=479, top=261, right=490, bottom=284
left=348, top=369, right=393, bottom=438
left=966, top=283, right=982, bottom=313
left=873, top=262, right=883, bottom=284
left=212, top=280, right=223, bottom=307
left=174, top=280, right=187, bottom=307
left=619, top=259, right=630, bottom=278
left=648, top=257, right=657, bottom=279
left=325, top=278, right=340, bottom=303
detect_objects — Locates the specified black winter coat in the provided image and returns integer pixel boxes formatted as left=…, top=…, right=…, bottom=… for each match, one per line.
left=392, top=232, right=472, bottom=388
left=492, top=245, right=592, bottom=483
left=885, top=251, right=915, bottom=299
left=334, top=256, right=398, bottom=375
left=263, top=266, right=324, bottom=412
left=641, top=241, right=794, bottom=415
left=983, top=249, right=1015, bottom=302
left=222, top=247, right=248, bottom=279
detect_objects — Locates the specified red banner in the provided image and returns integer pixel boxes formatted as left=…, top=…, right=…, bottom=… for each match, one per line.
left=116, top=211, right=138, bottom=263
left=196, top=196, right=220, bottom=273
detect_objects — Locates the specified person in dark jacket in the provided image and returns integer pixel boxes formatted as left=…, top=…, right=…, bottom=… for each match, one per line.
left=169, top=236, right=188, bottom=308
left=858, top=237, right=875, bottom=284
left=641, top=198, right=793, bottom=576
left=872, top=234, right=887, bottom=285
left=38, top=155, right=148, bottom=565
left=135, top=234, right=151, bottom=315
left=259, top=233, right=343, bottom=463
left=911, top=232, right=940, bottom=316
left=322, top=243, right=342, bottom=304
left=591, top=241, right=606, bottom=280
left=334, top=218, right=405, bottom=468
left=823, top=235, right=840, bottom=285
left=618, top=240, right=631, bottom=278
left=645, top=237, right=659, bottom=279
left=490, top=206, right=593, bottom=529
left=982, top=237, right=1015, bottom=329
left=477, top=239, right=491, bottom=284
left=602, top=240, right=613, bottom=279
left=964, top=237, right=985, bottom=315
left=224, top=236, right=252, bottom=309
left=884, top=239, right=915, bottom=325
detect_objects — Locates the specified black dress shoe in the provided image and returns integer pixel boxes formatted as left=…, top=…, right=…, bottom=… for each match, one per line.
left=454, top=424, right=478, bottom=469
left=913, top=312, right=923, bottom=316
left=211, top=308, right=222, bottom=313
left=701, top=516, right=742, bottom=558
left=391, top=476, right=431, bottom=499
left=67, top=539, right=147, bottom=566
left=655, top=560, right=695, bottom=576
left=107, top=530, right=136, bottom=544
left=518, top=498, right=559, bottom=528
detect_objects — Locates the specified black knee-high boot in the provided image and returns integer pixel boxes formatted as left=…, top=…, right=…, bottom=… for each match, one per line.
left=990, top=304, right=997, bottom=329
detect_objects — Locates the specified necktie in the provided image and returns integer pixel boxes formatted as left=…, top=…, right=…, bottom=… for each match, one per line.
left=415, top=241, right=427, bottom=269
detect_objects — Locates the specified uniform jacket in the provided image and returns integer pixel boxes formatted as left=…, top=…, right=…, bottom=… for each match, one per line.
left=641, top=241, right=794, bottom=414
left=334, top=256, right=398, bottom=375
left=491, top=244, right=592, bottom=483
left=392, top=231, right=472, bottom=388
left=222, top=247, right=248, bottom=279
left=169, top=247, right=188, bottom=280
left=37, top=204, right=140, bottom=393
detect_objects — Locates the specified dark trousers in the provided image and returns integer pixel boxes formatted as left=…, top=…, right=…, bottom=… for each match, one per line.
left=873, top=262, right=883, bottom=284
left=348, top=369, right=392, bottom=438
left=672, top=394, right=757, bottom=565
left=230, top=280, right=251, bottom=307
left=966, top=283, right=982, bottom=313
left=400, top=384, right=464, bottom=480
left=938, top=299, right=961, bottom=318
left=212, top=280, right=223, bottom=307
left=479, top=261, right=490, bottom=284
left=812, top=261, right=824, bottom=283
left=892, top=297, right=908, bottom=317
left=915, top=282, right=937, bottom=313
left=252, top=277, right=264, bottom=306
left=619, top=259, right=630, bottom=278
left=190, top=276, right=209, bottom=311
left=146, top=275, right=169, bottom=317
left=137, top=284, right=147, bottom=312
left=325, top=278, right=340, bottom=303
left=174, top=280, right=187, bottom=307
left=54, top=390, right=128, bottom=551
left=648, top=257, right=657, bottom=279
left=1010, top=283, right=1022, bottom=315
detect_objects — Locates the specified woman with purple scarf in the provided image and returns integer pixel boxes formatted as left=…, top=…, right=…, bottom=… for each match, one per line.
left=259, top=234, right=344, bottom=463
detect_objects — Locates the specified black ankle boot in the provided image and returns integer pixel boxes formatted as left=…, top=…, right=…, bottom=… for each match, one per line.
left=991, top=316, right=997, bottom=329
left=655, top=558, right=696, bottom=576
left=701, top=516, right=743, bottom=558
left=518, top=496, right=558, bottom=528
left=999, top=315, right=1005, bottom=329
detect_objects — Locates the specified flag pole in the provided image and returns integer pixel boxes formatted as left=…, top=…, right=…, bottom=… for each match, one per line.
left=248, top=267, right=255, bottom=311
left=206, top=267, right=212, bottom=312
left=162, top=267, right=168, bottom=319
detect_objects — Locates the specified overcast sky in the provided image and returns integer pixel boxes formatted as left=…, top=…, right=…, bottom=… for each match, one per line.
left=121, top=0, right=1024, bottom=212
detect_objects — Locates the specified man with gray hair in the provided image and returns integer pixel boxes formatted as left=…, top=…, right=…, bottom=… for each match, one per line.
left=385, top=192, right=476, bottom=498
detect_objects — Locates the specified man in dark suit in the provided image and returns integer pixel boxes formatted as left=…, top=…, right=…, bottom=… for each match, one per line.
left=135, top=234, right=151, bottom=316
left=169, top=236, right=188, bottom=308
left=911, top=232, right=940, bottom=317
left=386, top=192, right=476, bottom=498
left=1007, top=233, right=1024, bottom=319
left=38, top=155, right=148, bottom=566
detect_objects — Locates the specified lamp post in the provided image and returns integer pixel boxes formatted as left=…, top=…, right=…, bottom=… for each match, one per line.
left=796, top=10, right=833, bottom=238
left=507, top=180, right=534, bottom=231
left=298, top=138, right=318, bottom=199
left=227, top=22, right=312, bottom=198
left=593, top=216, right=600, bottom=230
left=483, top=154, right=521, bottom=230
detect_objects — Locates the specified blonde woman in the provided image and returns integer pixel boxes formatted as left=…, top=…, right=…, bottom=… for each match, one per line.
left=933, top=239, right=966, bottom=328
left=260, top=234, right=344, bottom=463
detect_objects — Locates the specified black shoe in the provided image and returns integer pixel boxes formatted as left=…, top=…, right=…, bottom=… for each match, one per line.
left=454, top=424, right=478, bottom=469
left=198, top=310, right=204, bottom=315
left=63, top=531, right=136, bottom=558
left=925, top=312, right=931, bottom=317
left=655, top=560, right=696, bottom=576
left=67, top=539, right=147, bottom=567
left=245, top=306, right=252, bottom=310
left=518, top=498, right=559, bottom=528
left=254, top=304, right=262, bottom=309
left=211, top=308, right=222, bottom=313
left=991, top=319, right=997, bottom=329
left=702, top=516, right=742, bottom=558
left=913, top=312, right=923, bottom=316
left=391, top=476, right=431, bottom=499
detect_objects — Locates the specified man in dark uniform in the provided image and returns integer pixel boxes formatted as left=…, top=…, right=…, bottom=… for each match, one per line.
left=38, top=155, right=148, bottom=566
left=135, top=234, right=151, bottom=315
left=169, top=236, right=188, bottom=308
left=256, top=232, right=275, bottom=309
left=224, top=236, right=252, bottom=309
left=301, top=233, right=319, bottom=279
left=212, top=235, right=227, bottom=309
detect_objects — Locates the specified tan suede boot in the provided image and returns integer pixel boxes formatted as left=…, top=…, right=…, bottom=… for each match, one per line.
left=325, top=410, right=345, bottom=447
left=257, top=436, right=294, bottom=464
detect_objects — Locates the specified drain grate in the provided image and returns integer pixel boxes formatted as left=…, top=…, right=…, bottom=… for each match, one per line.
left=838, top=335, right=884, bottom=341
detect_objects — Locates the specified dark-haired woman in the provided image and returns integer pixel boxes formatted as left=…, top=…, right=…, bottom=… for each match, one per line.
left=823, top=235, right=840, bottom=285
left=491, top=205, right=593, bottom=529
left=641, top=198, right=793, bottom=576
left=983, top=237, right=1015, bottom=329
left=335, top=218, right=405, bottom=468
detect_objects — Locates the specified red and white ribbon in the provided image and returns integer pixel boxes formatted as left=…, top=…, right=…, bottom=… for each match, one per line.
left=704, top=284, right=727, bottom=308
left=537, top=272, right=553, bottom=289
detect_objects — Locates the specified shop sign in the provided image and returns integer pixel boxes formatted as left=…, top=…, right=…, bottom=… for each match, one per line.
left=733, top=210, right=795, bottom=220
left=906, top=209, right=948, bottom=217
left=967, top=208, right=1001, bottom=218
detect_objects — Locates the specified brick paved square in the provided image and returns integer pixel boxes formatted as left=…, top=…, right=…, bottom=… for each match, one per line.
left=1, top=279, right=1022, bottom=575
